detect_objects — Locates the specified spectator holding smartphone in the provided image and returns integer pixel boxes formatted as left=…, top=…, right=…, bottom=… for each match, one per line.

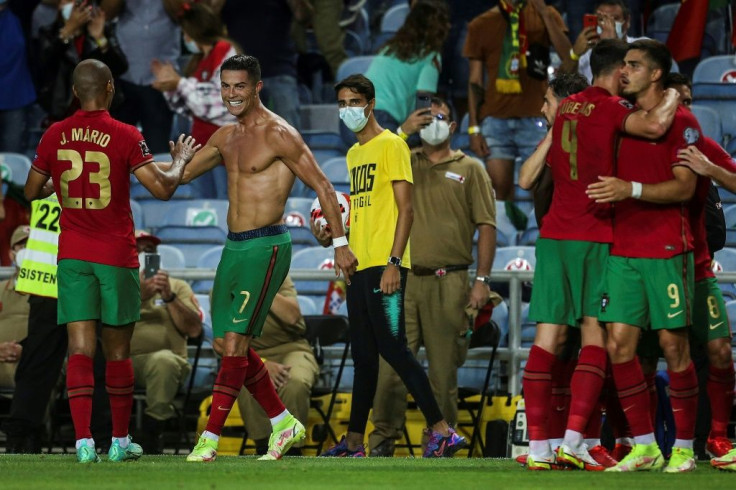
left=339, top=0, right=450, bottom=147
left=571, top=0, right=645, bottom=83
left=131, top=230, right=202, bottom=454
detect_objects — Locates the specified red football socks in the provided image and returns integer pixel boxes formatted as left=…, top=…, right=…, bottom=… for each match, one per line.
left=244, top=348, right=286, bottom=418
left=707, top=364, right=735, bottom=438
left=611, top=358, right=653, bottom=437
left=644, top=372, right=658, bottom=428
left=106, top=359, right=135, bottom=438
left=604, top=372, right=631, bottom=439
left=549, top=357, right=575, bottom=440
left=567, top=345, right=607, bottom=433
left=668, top=362, right=699, bottom=441
left=523, top=345, right=556, bottom=441
left=67, top=354, right=94, bottom=440
left=205, top=356, right=249, bottom=435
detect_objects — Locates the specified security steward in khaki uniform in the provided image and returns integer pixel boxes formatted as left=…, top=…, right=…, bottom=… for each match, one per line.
left=369, top=97, right=497, bottom=456
left=236, top=276, right=319, bottom=455
left=0, top=226, right=31, bottom=388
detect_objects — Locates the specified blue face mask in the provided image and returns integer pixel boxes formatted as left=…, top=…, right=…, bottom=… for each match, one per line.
left=184, top=39, right=200, bottom=54
left=339, top=105, right=370, bottom=133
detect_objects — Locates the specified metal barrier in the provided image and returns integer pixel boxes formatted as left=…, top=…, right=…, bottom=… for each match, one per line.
left=3, top=266, right=736, bottom=396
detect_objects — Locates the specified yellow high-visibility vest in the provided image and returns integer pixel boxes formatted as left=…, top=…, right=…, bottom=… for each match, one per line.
left=15, top=195, right=60, bottom=298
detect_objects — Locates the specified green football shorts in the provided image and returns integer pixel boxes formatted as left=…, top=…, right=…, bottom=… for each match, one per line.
left=691, top=277, right=731, bottom=346
left=57, top=258, right=140, bottom=326
left=211, top=226, right=292, bottom=338
left=598, top=253, right=694, bottom=330
left=528, top=238, right=609, bottom=326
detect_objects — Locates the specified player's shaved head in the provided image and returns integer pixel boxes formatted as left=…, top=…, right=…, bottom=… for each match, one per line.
left=72, top=59, right=113, bottom=102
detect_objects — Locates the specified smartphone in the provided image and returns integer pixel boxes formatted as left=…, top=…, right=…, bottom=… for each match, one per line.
left=415, top=94, right=432, bottom=114
left=583, top=13, right=598, bottom=29
left=144, top=253, right=160, bottom=279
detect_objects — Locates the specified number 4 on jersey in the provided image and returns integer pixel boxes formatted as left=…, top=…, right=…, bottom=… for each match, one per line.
left=561, top=120, right=579, bottom=180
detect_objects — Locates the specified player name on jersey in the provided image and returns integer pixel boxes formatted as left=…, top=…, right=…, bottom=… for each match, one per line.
left=60, top=127, right=112, bottom=147
left=558, top=100, right=596, bottom=117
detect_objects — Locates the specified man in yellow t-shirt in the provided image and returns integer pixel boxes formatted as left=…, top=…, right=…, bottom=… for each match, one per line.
left=315, top=74, right=466, bottom=458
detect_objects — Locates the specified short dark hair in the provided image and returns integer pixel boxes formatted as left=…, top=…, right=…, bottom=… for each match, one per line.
left=334, top=74, right=375, bottom=102
left=430, top=96, right=453, bottom=122
left=628, top=39, right=672, bottom=81
left=595, top=0, right=630, bottom=19
left=664, top=72, right=692, bottom=90
left=590, top=38, right=629, bottom=79
left=221, top=54, right=261, bottom=83
left=549, top=72, right=589, bottom=99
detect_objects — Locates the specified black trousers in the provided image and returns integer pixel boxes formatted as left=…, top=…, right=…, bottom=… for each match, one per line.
left=4, top=296, right=66, bottom=447
left=346, top=266, right=443, bottom=433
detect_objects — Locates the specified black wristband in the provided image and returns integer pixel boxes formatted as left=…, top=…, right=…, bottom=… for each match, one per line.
left=162, top=293, right=177, bottom=303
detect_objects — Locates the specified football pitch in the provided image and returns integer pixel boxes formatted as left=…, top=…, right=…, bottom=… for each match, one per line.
left=0, top=455, right=732, bottom=489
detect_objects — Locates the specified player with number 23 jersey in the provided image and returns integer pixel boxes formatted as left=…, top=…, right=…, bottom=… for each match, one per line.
left=32, top=109, right=153, bottom=268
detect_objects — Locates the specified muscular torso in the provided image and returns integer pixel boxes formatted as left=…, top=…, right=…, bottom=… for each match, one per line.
left=215, top=115, right=296, bottom=233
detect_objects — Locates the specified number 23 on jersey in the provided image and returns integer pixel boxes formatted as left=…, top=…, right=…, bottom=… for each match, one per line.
left=57, top=149, right=112, bottom=210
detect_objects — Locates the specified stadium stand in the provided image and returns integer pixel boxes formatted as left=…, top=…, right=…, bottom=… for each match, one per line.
left=158, top=244, right=187, bottom=270
left=692, top=56, right=736, bottom=145
left=130, top=199, right=144, bottom=229
left=691, top=104, right=723, bottom=143
left=190, top=245, right=223, bottom=294
left=320, top=157, right=351, bottom=194
left=335, top=55, right=375, bottom=82
left=0, top=153, right=31, bottom=187
left=492, top=300, right=510, bottom=348
left=297, top=295, right=319, bottom=316
left=291, top=246, right=335, bottom=298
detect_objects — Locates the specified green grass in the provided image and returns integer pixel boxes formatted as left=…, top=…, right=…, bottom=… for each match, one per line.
left=0, top=455, right=731, bottom=489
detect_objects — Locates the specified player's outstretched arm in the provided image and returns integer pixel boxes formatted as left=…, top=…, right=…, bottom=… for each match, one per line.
left=624, top=88, right=680, bottom=139
left=518, top=129, right=552, bottom=189
left=270, top=123, right=358, bottom=280
left=134, top=134, right=201, bottom=200
left=678, top=145, right=736, bottom=193
left=24, top=169, right=54, bottom=201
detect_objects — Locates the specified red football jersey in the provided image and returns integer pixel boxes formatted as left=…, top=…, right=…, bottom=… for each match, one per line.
left=690, top=137, right=736, bottom=281
left=32, top=110, right=153, bottom=267
left=611, top=106, right=703, bottom=258
left=542, top=86, right=635, bottom=242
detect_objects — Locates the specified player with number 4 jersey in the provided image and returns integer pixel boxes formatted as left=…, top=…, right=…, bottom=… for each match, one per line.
left=524, top=39, right=679, bottom=471
left=24, top=59, right=200, bottom=464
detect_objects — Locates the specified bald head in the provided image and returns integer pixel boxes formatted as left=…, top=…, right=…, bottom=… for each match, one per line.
left=72, top=59, right=113, bottom=103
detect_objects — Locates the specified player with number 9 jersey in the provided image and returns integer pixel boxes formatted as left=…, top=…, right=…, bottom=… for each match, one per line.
left=31, top=110, right=153, bottom=268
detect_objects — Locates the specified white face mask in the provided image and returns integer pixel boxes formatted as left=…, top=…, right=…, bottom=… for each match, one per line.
left=61, top=3, right=74, bottom=21
left=597, top=21, right=625, bottom=39
left=138, top=252, right=146, bottom=273
left=184, top=39, right=200, bottom=54
left=419, top=119, right=451, bottom=146
left=339, top=105, right=371, bottom=133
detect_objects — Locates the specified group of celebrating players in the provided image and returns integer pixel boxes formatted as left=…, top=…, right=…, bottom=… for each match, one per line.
left=521, top=37, right=736, bottom=473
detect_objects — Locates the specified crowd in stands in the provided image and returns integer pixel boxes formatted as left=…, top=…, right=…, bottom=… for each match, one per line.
left=1, top=0, right=736, bottom=462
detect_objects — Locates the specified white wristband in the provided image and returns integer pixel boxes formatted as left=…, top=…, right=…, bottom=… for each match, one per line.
left=332, top=236, right=348, bottom=248
left=631, top=181, right=643, bottom=199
